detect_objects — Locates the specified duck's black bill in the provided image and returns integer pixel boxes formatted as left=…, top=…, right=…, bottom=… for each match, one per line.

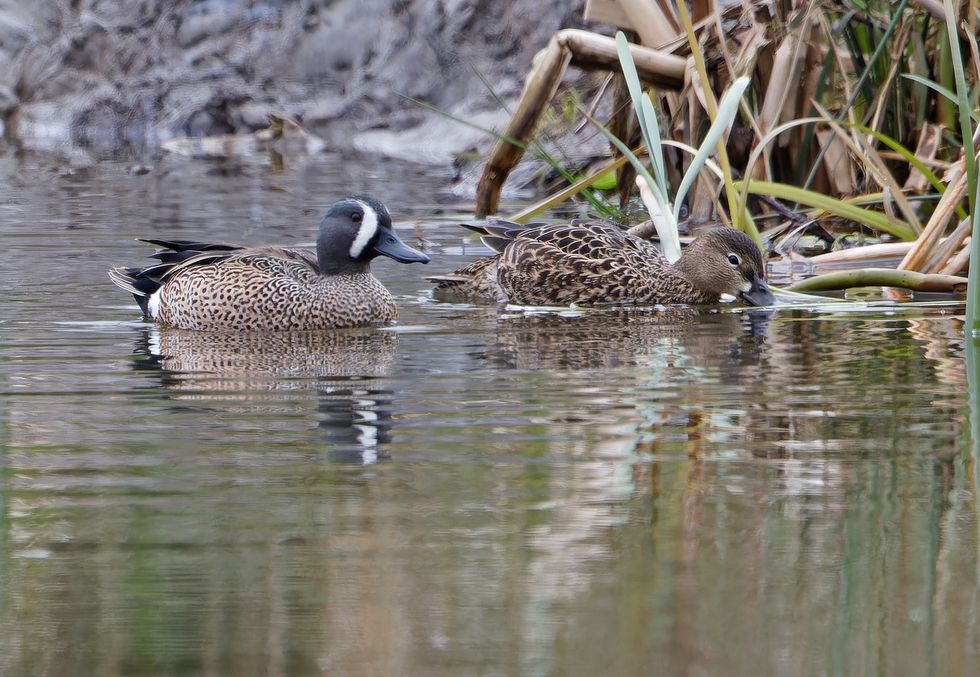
left=372, top=230, right=430, bottom=264
left=741, top=274, right=775, bottom=306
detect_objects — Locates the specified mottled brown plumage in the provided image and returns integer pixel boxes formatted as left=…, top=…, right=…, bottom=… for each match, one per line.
left=431, top=218, right=774, bottom=307
left=109, top=196, right=429, bottom=330
left=151, top=254, right=399, bottom=330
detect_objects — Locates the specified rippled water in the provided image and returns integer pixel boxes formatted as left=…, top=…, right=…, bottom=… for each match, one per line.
left=1, top=148, right=977, bottom=676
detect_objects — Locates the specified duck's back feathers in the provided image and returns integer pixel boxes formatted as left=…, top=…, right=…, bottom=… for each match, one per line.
left=109, top=241, right=283, bottom=317
left=434, top=219, right=772, bottom=307
left=495, top=223, right=689, bottom=306
left=459, top=218, right=551, bottom=254
left=435, top=219, right=682, bottom=306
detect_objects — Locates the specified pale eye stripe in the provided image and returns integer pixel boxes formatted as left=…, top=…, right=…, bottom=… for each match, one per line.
left=349, top=202, right=379, bottom=258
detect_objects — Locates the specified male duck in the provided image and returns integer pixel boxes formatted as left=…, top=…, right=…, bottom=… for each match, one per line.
left=431, top=218, right=774, bottom=307
left=109, top=196, right=429, bottom=330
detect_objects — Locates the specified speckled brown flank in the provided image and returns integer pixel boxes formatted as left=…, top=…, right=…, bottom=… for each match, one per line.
left=433, top=219, right=768, bottom=307
left=155, top=253, right=397, bottom=331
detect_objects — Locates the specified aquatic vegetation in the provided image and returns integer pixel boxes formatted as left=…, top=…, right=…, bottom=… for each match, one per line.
left=468, top=1, right=979, bottom=312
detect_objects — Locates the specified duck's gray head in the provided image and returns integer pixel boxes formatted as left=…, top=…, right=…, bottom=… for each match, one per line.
left=675, top=228, right=774, bottom=306
left=317, top=196, right=430, bottom=274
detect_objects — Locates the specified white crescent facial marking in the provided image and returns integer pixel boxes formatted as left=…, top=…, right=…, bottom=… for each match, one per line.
left=349, top=202, right=379, bottom=259
left=739, top=281, right=753, bottom=293
left=147, top=289, right=162, bottom=319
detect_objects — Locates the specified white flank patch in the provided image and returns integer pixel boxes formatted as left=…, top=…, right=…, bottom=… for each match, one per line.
left=147, top=289, right=162, bottom=319
left=349, top=202, right=379, bottom=258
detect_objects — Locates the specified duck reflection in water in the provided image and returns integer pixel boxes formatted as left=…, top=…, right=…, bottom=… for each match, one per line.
left=478, top=307, right=774, bottom=463
left=128, top=326, right=398, bottom=464
left=484, top=307, right=772, bottom=372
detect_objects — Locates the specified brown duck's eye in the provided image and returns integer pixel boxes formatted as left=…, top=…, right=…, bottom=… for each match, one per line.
left=727, top=253, right=741, bottom=266
left=351, top=212, right=362, bottom=222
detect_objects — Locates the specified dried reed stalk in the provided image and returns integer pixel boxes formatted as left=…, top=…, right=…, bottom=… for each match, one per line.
left=898, top=161, right=969, bottom=271
left=924, top=217, right=972, bottom=273
left=617, top=0, right=681, bottom=48
left=475, top=29, right=686, bottom=215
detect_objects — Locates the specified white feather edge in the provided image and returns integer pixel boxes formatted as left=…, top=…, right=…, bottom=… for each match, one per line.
left=635, top=175, right=681, bottom=264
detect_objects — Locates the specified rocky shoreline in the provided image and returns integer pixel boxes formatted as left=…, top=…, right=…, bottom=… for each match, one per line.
left=0, top=0, right=589, bottom=160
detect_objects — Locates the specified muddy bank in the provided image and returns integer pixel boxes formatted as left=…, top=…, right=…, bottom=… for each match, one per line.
left=0, top=0, right=587, bottom=160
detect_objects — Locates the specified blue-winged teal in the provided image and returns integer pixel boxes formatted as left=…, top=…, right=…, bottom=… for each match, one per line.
left=431, top=218, right=774, bottom=306
left=109, top=196, right=429, bottom=330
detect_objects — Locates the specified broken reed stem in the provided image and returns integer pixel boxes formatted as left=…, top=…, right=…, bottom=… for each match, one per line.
left=898, top=161, right=967, bottom=271
left=924, top=217, right=971, bottom=272
left=788, top=268, right=968, bottom=293
left=561, top=30, right=686, bottom=80
left=810, top=242, right=916, bottom=266
left=941, top=238, right=971, bottom=275
left=475, top=29, right=685, bottom=216
left=475, top=37, right=569, bottom=216
left=615, top=0, right=681, bottom=48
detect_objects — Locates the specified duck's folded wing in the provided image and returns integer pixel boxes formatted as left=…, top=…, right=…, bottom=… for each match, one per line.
left=108, top=249, right=239, bottom=315
left=248, top=246, right=319, bottom=270
left=150, top=244, right=317, bottom=279
left=496, top=237, right=628, bottom=304
left=456, top=219, right=549, bottom=254
left=138, top=238, right=241, bottom=252
left=110, top=239, right=319, bottom=317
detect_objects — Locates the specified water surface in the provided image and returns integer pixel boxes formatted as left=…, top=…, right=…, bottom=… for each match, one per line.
left=0, top=149, right=976, bottom=676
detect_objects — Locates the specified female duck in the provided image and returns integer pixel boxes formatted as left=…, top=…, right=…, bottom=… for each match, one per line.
left=109, top=196, right=429, bottom=330
left=431, top=219, right=774, bottom=307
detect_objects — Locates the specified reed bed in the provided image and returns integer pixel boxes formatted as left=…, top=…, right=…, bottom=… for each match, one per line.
left=475, top=0, right=979, bottom=321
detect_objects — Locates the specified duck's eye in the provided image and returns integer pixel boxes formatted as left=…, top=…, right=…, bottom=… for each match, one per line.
left=727, top=253, right=741, bottom=266
left=351, top=212, right=362, bottom=223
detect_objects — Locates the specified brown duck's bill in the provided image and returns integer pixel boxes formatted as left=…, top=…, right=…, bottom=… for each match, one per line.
left=372, top=230, right=430, bottom=264
left=741, top=274, right=775, bottom=306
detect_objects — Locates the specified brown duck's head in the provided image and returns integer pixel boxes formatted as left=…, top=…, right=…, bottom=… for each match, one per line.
left=675, top=228, right=775, bottom=306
